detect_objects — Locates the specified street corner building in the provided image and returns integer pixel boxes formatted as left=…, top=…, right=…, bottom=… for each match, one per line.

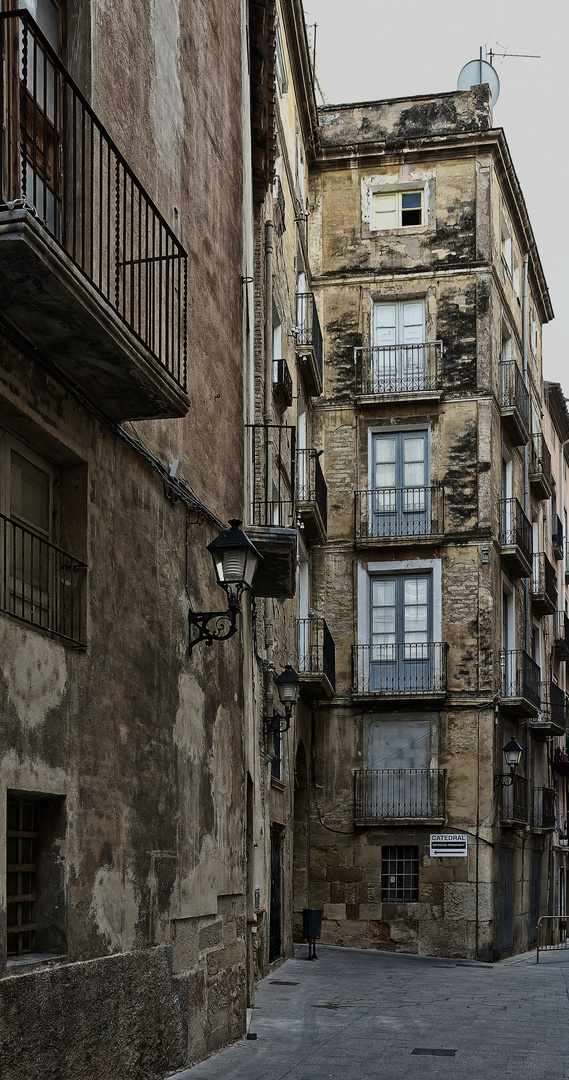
left=0, top=1, right=567, bottom=1079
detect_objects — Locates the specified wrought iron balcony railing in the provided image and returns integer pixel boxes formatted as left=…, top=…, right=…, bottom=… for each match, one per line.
left=352, top=642, right=447, bottom=696
left=0, top=12, right=187, bottom=393
left=247, top=423, right=295, bottom=528
left=500, top=361, right=529, bottom=441
left=354, top=769, right=446, bottom=824
left=355, top=485, right=442, bottom=540
left=295, top=292, right=323, bottom=386
left=272, top=358, right=293, bottom=408
left=553, top=515, right=564, bottom=560
left=545, top=681, right=568, bottom=733
left=297, top=617, right=335, bottom=691
left=500, top=649, right=541, bottom=710
left=1, top=512, right=86, bottom=645
left=355, top=341, right=443, bottom=397
left=531, top=551, right=558, bottom=612
left=499, top=498, right=532, bottom=566
left=501, top=774, right=529, bottom=824
left=529, top=432, right=552, bottom=496
left=554, top=611, right=569, bottom=658
left=533, top=787, right=556, bottom=830
left=296, top=449, right=327, bottom=537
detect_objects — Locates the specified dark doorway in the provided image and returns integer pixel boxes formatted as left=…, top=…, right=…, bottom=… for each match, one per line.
left=498, top=846, right=515, bottom=953
left=269, top=828, right=282, bottom=962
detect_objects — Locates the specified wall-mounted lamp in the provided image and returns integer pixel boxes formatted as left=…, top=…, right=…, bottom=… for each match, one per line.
left=263, top=665, right=301, bottom=734
left=189, top=520, right=262, bottom=652
left=494, top=737, right=523, bottom=787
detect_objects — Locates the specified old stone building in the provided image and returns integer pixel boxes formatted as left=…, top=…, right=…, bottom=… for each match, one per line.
left=299, top=85, right=562, bottom=960
left=0, top=0, right=271, bottom=1076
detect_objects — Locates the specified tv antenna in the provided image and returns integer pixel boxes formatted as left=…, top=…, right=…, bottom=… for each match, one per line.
left=458, top=45, right=540, bottom=107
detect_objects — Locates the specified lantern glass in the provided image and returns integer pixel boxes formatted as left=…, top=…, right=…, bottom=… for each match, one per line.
left=275, top=665, right=300, bottom=707
left=503, top=737, right=523, bottom=771
left=207, top=519, right=261, bottom=591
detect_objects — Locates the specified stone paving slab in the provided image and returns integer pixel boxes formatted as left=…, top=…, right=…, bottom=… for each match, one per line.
left=167, top=945, right=569, bottom=1080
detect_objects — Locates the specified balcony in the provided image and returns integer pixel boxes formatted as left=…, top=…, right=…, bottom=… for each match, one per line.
left=500, top=774, right=529, bottom=826
left=297, top=617, right=335, bottom=701
left=533, top=787, right=556, bottom=831
left=246, top=423, right=296, bottom=599
left=0, top=512, right=85, bottom=646
left=536, top=681, right=569, bottom=736
left=500, top=361, right=529, bottom=445
left=354, top=769, right=446, bottom=826
left=296, top=449, right=327, bottom=543
left=295, top=292, right=323, bottom=397
left=273, top=175, right=285, bottom=235
left=553, top=515, right=564, bottom=562
left=272, top=358, right=293, bottom=409
left=355, top=341, right=443, bottom=402
left=354, top=485, right=443, bottom=546
left=499, top=498, right=532, bottom=578
left=554, top=611, right=569, bottom=660
left=352, top=642, right=447, bottom=702
left=0, top=12, right=188, bottom=421
left=553, top=747, right=569, bottom=778
left=529, top=433, right=553, bottom=500
left=530, top=552, right=558, bottom=615
left=500, top=649, right=541, bottom=718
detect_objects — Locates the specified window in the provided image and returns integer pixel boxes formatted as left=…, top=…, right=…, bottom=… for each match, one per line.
left=0, top=431, right=86, bottom=644
left=513, top=248, right=520, bottom=298
left=381, top=846, right=419, bottom=902
left=500, top=211, right=512, bottom=274
left=275, top=17, right=288, bottom=95
left=529, top=307, right=538, bottom=354
left=372, top=190, right=423, bottom=230
left=270, top=728, right=282, bottom=781
left=6, top=793, right=66, bottom=959
left=370, top=429, right=429, bottom=537
left=372, top=300, right=427, bottom=392
left=370, top=572, right=431, bottom=692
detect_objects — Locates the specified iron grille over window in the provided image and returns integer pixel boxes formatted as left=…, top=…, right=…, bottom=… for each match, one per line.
left=381, top=846, right=419, bottom=902
left=7, top=798, right=38, bottom=956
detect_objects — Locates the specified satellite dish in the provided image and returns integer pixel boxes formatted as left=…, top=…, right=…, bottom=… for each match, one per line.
left=457, top=58, right=500, bottom=105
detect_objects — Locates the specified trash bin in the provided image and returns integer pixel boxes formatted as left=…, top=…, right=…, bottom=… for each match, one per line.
left=303, top=907, right=323, bottom=959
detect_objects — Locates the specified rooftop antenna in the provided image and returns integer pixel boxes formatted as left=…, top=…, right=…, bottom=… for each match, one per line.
left=457, top=47, right=500, bottom=105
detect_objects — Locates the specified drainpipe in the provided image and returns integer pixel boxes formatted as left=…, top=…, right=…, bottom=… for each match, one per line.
left=522, top=255, right=530, bottom=787
left=264, top=221, right=275, bottom=660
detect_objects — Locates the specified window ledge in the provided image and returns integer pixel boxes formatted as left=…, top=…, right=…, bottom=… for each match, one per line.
left=271, top=777, right=285, bottom=792
left=6, top=953, right=67, bottom=974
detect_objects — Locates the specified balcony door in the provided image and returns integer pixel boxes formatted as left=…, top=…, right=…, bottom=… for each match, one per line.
left=371, top=430, right=428, bottom=537
left=373, top=300, right=425, bottom=391
left=370, top=573, right=431, bottom=692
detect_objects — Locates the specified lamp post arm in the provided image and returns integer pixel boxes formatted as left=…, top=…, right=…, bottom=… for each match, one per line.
left=188, top=606, right=239, bottom=653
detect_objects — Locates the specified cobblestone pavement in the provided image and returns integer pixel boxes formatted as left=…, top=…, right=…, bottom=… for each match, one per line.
left=168, top=944, right=569, bottom=1080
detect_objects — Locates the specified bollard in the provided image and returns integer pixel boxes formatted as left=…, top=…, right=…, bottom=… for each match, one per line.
left=303, top=907, right=323, bottom=960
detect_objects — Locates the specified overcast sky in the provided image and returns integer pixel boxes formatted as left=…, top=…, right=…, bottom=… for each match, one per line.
left=303, top=0, right=567, bottom=391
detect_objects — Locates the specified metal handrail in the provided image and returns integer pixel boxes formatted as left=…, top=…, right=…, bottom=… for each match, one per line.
left=354, top=768, right=446, bottom=823
left=295, top=292, right=323, bottom=379
left=537, top=916, right=569, bottom=962
left=499, top=498, right=532, bottom=565
left=0, top=512, right=86, bottom=645
left=355, top=485, right=442, bottom=539
left=352, top=642, right=447, bottom=695
left=355, top=341, right=442, bottom=395
left=0, top=10, right=187, bottom=388
left=500, top=649, right=541, bottom=708
left=297, top=616, right=335, bottom=690
left=500, top=361, right=529, bottom=431
left=529, top=432, right=552, bottom=486
left=296, top=449, right=327, bottom=532
left=247, top=423, right=296, bottom=528
left=531, top=551, right=558, bottom=605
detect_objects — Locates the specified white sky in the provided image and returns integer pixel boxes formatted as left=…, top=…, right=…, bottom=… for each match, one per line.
left=302, top=0, right=568, bottom=392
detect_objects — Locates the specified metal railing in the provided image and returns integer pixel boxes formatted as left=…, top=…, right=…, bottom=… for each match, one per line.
left=295, top=292, right=323, bottom=377
left=0, top=513, right=86, bottom=645
left=546, top=681, right=568, bottom=732
left=554, top=611, right=569, bottom=655
left=297, top=617, right=335, bottom=690
left=247, top=423, right=295, bottom=528
left=352, top=642, right=447, bottom=695
left=355, top=485, right=442, bottom=539
left=500, top=649, right=541, bottom=708
left=533, top=787, right=556, bottom=829
left=296, top=449, right=327, bottom=532
left=272, top=358, right=293, bottom=407
left=354, top=768, right=446, bottom=824
left=529, top=432, right=552, bottom=487
left=0, top=11, right=187, bottom=389
left=499, top=498, right=532, bottom=565
left=272, top=174, right=285, bottom=231
left=501, top=774, right=529, bottom=824
left=553, top=515, right=564, bottom=559
left=537, top=917, right=569, bottom=962
left=500, top=361, right=529, bottom=431
left=355, top=341, right=443, bottom=396
left=531, top=551, right=558, bottom=606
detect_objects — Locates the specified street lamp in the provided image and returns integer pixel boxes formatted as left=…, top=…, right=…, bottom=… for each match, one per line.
left=494, top=737, right=523, bottom=787
left=189, top=519, right=262, bottom=652
left=264, top=665, right=301, bottom=734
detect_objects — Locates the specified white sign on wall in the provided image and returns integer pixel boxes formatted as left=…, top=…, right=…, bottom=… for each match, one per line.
left=430, top=833, right=467, bottom=857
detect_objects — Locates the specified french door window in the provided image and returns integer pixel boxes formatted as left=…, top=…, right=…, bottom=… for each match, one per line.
left=370, top=573, right=431, bottom=692
left=371, top=430, right=428, bottom=537
left=372, top=300, right=426, bottom=392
